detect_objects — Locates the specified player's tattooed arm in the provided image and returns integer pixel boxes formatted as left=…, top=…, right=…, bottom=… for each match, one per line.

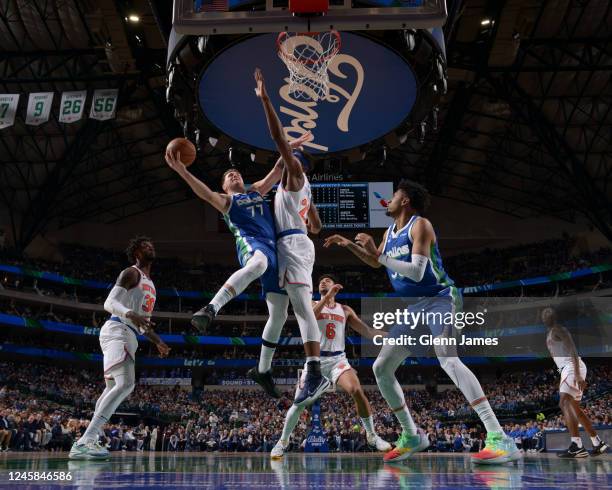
left=165, top=150, right=230, bottom=213
left=141, top=326, right=170, bottom=358
left=343, top=305, right=383, bottom=339
left=313, top=284, right=343, bottom=318
left=306, top=201, right=322, bottom=235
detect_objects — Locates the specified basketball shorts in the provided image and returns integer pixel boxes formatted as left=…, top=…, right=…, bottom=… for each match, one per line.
left=298, top=353, right=353, bottom=390
left=100, top=320, right=138, bottom=378
left=239, top=238, right=285, bottom=295
left=559, top=361, right=587, bottom=401
left=277, top=234, right=315, bottom=293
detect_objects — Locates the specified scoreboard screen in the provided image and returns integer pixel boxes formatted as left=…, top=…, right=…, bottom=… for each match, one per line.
left=311, top=182, right=393, bottom=229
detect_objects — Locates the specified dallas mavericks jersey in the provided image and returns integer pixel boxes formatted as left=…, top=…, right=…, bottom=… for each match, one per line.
left=223, top=191, right=276, bottom=259
left=382, top=215, right=454, bottom=297
left=316, top=302, right=347, bottom=353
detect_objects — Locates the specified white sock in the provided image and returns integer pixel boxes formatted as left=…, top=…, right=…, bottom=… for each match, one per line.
left=361, top=416, right=375, bottom=436
left=571, top=436, right=583, bottom=448
left=395, top=406, right=418, bottom=435
left=78, top=414, right=108, bottom=444
left=591, top=435, right=601, bottom=446
left=210, top=250, right=268, bottom=312
left=209, top=286, right=234, bottom=313
left=281, top=404, right=304, bottom=442
left=373, top=345, right=418, bottom=435
left=472, top=399, right=504, bottom=434
left=258, top=293, right=289, bottom=373
left=306, top=356, right=320, bottom=363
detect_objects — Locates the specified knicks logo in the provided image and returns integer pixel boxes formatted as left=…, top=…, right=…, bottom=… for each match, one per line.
left=279, top=40, right=364, bottom=152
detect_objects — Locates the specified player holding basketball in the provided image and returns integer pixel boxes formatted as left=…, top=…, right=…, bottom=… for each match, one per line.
left=271, top=274, right=392, bottom=458
left=69, top=237, right=170, bottom=460
left=325, top=180, right=521, bottom=464
left=542, top=307, right=608, bottom=458
left=165, top=134, right=310, bottom=398
left=255, top=67, right=330, bottom=406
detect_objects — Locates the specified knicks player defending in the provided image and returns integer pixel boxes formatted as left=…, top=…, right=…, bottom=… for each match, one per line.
left=542, top=307, right=608, bottom=457
left=165, top=134, right=310, bottom=398
left=325, top=180, right=521, bottom=464
left=69, top=237, right=170, bottom=460
left=271, top=275, right=392, bottom=458
left=255, top=67, right=330, bottom=407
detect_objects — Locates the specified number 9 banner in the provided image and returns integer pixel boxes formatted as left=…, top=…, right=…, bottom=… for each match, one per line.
left=25, top=92, right=54, bottom=126
left=89, top=89, right=119, bottom=121
left=59, top=91, right=87, bottom=124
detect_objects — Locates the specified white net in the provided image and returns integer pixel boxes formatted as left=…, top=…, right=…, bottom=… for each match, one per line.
left=277, top=30, right=341, bottom=102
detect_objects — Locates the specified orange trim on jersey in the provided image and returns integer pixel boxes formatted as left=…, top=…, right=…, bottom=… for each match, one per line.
left=316, top=312, right=346, bottom=322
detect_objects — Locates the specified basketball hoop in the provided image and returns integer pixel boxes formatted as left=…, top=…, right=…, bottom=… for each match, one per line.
left=277, top=30, right=341, bottom=102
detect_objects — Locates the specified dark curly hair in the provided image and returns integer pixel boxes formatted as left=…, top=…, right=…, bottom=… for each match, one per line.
left=317, top=273, right=338, bottom=285
left=126, top=236, right=152, bottom=263
left=397, top=179, right=431, bottom=214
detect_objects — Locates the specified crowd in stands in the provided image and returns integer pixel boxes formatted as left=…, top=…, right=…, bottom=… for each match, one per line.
left=0, top=360, right=609, bottom=454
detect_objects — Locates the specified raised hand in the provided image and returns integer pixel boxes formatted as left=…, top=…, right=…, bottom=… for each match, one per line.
left=355, top=233, right=378, bottom=255
left=254, top=68, right=268, bottom=99
left=290, top=131, right=314, bottom=149
left=165, top=150, right=185, bottom=172
left=324, top=234, right=351, bottom=248
left=156, top=342, right=171, bottom=358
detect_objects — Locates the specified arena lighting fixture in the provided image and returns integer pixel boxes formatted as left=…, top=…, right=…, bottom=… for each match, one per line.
left=128, top=14, right=140, bottom=23
left=481, top=18, right=491, bottom=26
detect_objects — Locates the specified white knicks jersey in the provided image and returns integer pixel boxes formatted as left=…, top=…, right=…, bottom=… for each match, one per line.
left=546, top=329, right=576, bottom=370
left=116, top=266, right=157, bottom=333
left=316, top=302, right=347, bottom=352
left=274, top=174, right=312, bottom=234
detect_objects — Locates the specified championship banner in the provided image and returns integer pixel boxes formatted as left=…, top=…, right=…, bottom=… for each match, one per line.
left=25, top=92, right=53, bottom=126
left=0, top=94, right=19, bottom=129
left=58, top=90, right=87, bottom=123
left=89, top=89, right=118, bottom=121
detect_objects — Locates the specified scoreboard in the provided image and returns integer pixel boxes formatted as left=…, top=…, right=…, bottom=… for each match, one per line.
left=311, top=182, right=393, bottom=229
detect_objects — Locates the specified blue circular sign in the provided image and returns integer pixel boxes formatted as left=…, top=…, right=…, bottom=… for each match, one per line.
left=198, top=33, right=417, bottom=154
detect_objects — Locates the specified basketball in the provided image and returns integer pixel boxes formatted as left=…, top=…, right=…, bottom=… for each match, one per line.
left=167, top=138, right=196, bottom=167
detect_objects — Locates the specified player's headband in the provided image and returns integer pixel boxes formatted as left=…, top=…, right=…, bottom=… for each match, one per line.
left=292, top=149, right=311, bottom=172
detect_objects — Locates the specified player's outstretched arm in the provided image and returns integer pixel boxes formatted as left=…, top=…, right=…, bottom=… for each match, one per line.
left=343, top=305, right=382, bottom=340
left=254, top=69, right=303, bottom=180
left=324, top=233, right=382, bottom=268
left=165, top=150, right=230, bottom=213
left=374, top=219, right=432, bottom=282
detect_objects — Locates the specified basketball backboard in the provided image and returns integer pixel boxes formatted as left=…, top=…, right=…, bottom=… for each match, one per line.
left=173, top=0, right=447, bottom=35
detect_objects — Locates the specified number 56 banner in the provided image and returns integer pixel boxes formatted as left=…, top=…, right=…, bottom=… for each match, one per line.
left=90, top=89, right=118, bottom=121
left=26, top=92, right=54, bottom=126
left=59, top=91, right=87, bottom=123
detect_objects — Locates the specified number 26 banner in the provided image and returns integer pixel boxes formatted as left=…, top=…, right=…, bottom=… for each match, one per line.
left=89, top=89, right=119, bottom=121
left=59, top=91, right=87, bottom=123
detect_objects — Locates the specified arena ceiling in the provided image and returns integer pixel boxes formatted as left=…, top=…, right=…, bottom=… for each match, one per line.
left=0, top=0, right=611, bottom=250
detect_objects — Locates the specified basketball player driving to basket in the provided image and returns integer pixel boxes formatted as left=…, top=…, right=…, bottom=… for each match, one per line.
left=165, top=132, right=311, bottom=399
left=255, top=67, right=331, bottom=407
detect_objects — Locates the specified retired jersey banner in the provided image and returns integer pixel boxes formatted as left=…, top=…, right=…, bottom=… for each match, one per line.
left=0, top=94, right=19, bottom=129
left=58, top=90, right=87, bottom=123
left=25, top=92, right=53, bottom=126
left=89, top=89, right=118, bottom=120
